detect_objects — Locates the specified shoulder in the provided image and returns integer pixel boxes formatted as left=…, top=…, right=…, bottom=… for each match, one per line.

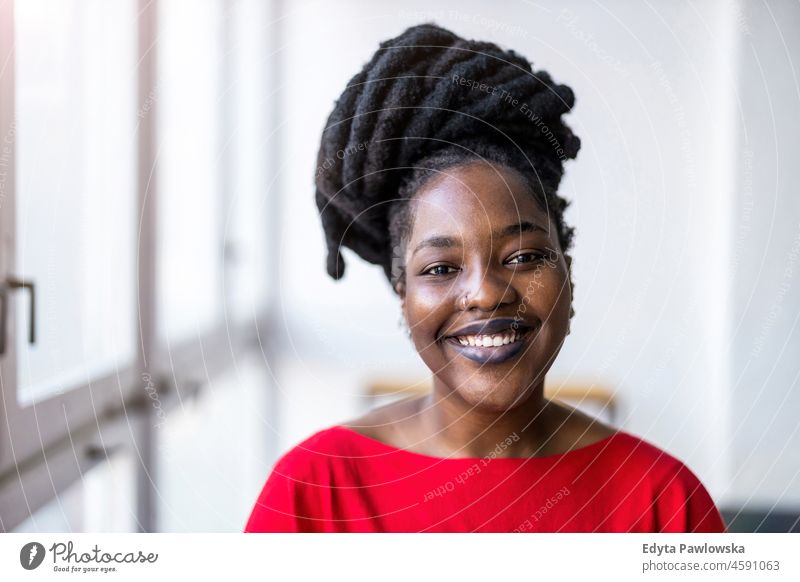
left=605, top=431, right=700, bottom=484
left=540, top=401, right=696, bottom=484
left=339, top=394, right=425, bottom=448
left=245, top=427, right=347, bottom=532
left=546, top=399, right=618, bottom=452
left=598, top=431, right=726, bottom=531
left=270, top=425, right=351, bottom=478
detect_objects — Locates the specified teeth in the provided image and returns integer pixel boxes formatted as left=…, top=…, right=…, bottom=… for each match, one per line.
left=452, top=329, right=525, bottom=347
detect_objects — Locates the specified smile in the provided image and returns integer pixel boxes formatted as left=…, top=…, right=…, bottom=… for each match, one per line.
left=451, top=328, right=527, bottom=347
left=443, top=327, right=533, bottom=365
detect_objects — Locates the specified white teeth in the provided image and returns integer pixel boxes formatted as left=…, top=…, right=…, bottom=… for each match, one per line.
left=452, top=329, right=525, bottom=348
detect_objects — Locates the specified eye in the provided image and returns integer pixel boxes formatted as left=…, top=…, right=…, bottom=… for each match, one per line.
left=422, top=264, right=459, bottom=276
left=507, top=251, right=546, bottom=265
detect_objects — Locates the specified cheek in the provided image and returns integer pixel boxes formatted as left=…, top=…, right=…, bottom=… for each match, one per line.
left=404, top=283, right=452, bottom=330
left=526, top=272, right=572, bottom=344
left=403, top=286, right=455, bottom=366
left=519, top=266, right=571, bottom=311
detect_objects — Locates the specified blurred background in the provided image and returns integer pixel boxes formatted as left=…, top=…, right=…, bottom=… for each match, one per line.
left=0, top=0, right=798, bottom=533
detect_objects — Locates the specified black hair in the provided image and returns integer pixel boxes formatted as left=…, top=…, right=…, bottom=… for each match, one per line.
left=314, top=23, right=581, bottom=314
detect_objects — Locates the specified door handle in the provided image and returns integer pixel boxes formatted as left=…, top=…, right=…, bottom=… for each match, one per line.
left=0, top=276, right=36, bottom=355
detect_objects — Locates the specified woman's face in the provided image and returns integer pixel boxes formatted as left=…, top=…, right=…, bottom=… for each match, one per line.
left=400, top=162, right=572, bottom=412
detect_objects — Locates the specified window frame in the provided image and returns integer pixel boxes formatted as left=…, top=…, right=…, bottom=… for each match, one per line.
left=0, top=0, right=273, bottom=532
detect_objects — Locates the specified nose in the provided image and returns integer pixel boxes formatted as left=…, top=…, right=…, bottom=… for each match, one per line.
left=458, top=262, right=520, bottom=312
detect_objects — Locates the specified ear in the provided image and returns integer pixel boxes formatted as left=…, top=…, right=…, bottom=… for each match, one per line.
left=397, top=284, right=407, bottom=325
left=565, top=255, right=575, bottom=322
left=395, top=279, right=406, bottom=301
left=565, top=255, right=573, bottom=293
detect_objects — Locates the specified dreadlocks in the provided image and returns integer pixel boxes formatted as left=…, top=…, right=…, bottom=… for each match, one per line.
left=314, top=22, right=581, bottom=315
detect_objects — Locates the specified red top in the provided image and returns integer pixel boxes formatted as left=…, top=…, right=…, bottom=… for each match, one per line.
left=244, top=425, right=727, bottom=533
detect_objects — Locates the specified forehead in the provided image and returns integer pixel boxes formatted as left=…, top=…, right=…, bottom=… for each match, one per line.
left=408, top=162, right=553, bottom=242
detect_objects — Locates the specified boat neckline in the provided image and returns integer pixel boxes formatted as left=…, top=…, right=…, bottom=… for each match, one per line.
left=331, top=424, right=626, bottom=463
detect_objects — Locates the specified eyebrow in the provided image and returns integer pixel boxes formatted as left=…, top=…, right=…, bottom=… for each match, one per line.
left=411, top=221, right=547, bottom=257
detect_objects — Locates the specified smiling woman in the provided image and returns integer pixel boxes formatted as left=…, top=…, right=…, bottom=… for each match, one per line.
left=244, top=22, right=726, bottom=533
left=400, top=162, right=572, bottom=405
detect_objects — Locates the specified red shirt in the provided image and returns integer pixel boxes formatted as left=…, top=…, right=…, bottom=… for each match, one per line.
left=244, top=425, right=727, bottom=533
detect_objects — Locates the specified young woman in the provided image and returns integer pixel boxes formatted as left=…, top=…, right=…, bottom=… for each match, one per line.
left=244, top=23, right=726, bottom=533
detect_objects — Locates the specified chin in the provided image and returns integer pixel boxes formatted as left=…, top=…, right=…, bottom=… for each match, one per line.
left=453, top=380, right=534, bottom=413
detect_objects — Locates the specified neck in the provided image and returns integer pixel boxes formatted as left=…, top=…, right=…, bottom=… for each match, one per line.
left=418, top=377, right=557, bottom=459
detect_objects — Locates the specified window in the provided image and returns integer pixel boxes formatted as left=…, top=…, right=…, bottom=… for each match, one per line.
left=156, top=0, right=225, bottom=344
left=0, top=0, right=274, bottom=532
left=14, top=0, right=138, bottom=404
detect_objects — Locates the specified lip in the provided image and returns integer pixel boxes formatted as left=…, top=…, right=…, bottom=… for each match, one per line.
left=443, top=317, right=532, bottom=338
left=441, top=318, right=534, bottom=365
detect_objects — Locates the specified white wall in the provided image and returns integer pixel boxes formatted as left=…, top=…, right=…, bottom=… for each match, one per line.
left=270, top=0, right=798, bottom=509
left=728, top=0, right=800, bottom=508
